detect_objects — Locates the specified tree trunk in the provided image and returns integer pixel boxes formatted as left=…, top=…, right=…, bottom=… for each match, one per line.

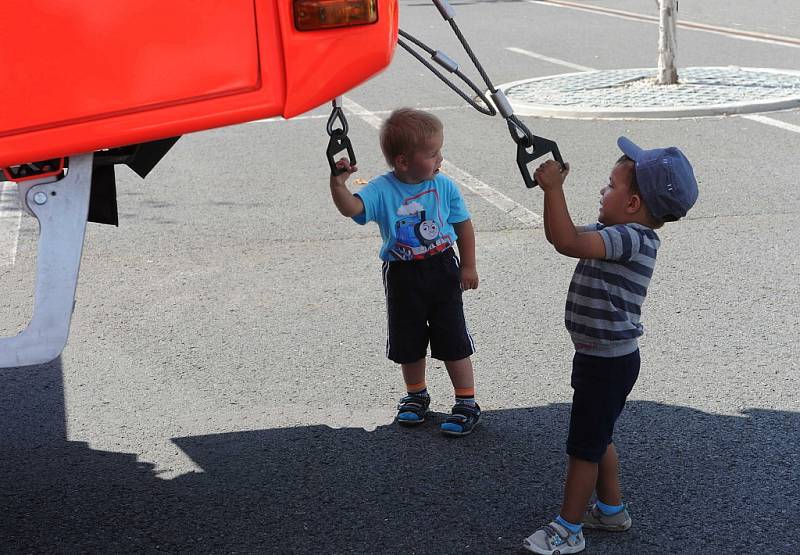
left=657, top=0, right=678, bottom=85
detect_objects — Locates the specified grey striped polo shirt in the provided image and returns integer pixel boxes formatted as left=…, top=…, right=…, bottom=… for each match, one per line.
left=566, top=223, right=660, bottom=357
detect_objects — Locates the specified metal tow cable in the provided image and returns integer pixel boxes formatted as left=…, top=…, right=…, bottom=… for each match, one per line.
left=398, top=0, right=564, bottom=187
left=325, top=0, right=563, bottom=186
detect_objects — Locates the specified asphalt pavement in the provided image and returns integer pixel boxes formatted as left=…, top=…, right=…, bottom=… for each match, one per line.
left=2, top=1, right=799, bottom=553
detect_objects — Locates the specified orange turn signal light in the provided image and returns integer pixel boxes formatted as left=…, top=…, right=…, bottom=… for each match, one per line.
left=293, top=0, right=378, bottom=31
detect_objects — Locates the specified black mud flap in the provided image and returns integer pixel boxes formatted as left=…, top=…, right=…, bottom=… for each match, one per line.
left=87, top=136, right=181, bottom=225
left=88, top=165, right=119, bottom=226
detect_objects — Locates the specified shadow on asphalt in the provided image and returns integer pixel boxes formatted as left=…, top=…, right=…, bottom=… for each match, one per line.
left=1, top=359, right=797, bottom=553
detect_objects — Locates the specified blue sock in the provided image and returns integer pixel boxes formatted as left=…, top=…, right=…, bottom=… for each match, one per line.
left=555, top=515, right=582, bottom=535
left=596, top=499, right=624, bottom=515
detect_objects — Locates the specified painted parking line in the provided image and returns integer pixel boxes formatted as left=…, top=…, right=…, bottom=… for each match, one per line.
left=527, top=0, right=800, bottom=49
left=506, top=47, right=596, bottom=72
left=0, top=181, right=22, bottom=267
left=341, top=96, right=542, bottom=227
left=742, top=114, right=800, bottom=134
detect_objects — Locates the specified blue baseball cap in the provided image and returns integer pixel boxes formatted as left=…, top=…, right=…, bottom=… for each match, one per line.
left=617, top=136, right=698, bottom=221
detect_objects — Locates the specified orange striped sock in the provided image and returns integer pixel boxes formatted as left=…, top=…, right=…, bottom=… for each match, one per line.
left=406, top=382, right=428, bottom=395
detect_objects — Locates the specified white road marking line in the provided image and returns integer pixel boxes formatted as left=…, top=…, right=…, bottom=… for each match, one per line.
left=340, top=96, right=542, bottom=227
left=506, top=47, right=595, bottom=72
left=742, top=114, right=800, bottom=134
left=527, top=0, right=800, bottom=49
left=0, top=181, right=22, bottom=266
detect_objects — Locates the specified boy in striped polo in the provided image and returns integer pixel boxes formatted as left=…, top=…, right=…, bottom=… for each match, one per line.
left=523, top=137, right=698, bottom=555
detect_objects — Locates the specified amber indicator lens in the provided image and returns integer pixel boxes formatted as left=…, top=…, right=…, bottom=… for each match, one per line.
left=294, top=0, right=378, bottom=31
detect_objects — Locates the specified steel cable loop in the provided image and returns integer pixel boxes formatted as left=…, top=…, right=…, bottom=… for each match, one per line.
left=445, top=20, right=542, bottom=157
left=446, top=20, right=496, bottom=94
left=506, top=114, right=534, bottom=149
left=397, top=36, right=496, bottom=116
left=326, top=106, right=348, bottom=137
left=395, top=0, right=564, bottom=188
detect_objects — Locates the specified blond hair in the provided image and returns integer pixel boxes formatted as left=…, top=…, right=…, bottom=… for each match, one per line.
left=379, top=108, right=443, bottom=167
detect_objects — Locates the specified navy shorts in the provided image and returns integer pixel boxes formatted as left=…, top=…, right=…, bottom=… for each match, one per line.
left=382, top=248, right=475, bottom=364
left=566, top=349, right=640, bottom=463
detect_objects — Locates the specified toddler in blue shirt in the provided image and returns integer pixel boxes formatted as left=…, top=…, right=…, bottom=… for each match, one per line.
left=328, top=108, right=481, bottom=436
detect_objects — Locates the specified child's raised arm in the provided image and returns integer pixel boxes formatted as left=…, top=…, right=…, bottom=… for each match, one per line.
left=542, top=202, right=553, bottom=245
left=534, top=160, right=605, bottom=260
left=329, top=157, right=364, bottom=218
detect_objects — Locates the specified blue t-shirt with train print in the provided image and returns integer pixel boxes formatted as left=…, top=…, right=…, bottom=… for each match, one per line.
left=353, top=172, right=470, bottom=262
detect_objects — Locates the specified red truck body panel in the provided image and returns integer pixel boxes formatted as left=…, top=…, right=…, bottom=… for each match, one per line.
left=0, top=0, right=398, bottom=167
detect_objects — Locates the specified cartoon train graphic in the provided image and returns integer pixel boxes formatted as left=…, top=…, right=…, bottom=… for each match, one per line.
left=390, top=210, right=451, bottom=261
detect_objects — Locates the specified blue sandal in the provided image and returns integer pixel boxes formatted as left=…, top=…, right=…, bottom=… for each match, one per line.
left=396, top=393, right=430, bottom=425
left=440, top=402, right=481, bottom=436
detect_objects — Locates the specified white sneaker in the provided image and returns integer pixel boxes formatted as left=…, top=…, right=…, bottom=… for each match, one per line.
left=523, top=520, right=585, bottom=554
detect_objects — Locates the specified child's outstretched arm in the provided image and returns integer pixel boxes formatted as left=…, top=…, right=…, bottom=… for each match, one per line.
left=329, top=157, right=364, bottom=217
left=454, top=219, right=479, bottom=290
left=534, top=160, right=605, bottom=259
